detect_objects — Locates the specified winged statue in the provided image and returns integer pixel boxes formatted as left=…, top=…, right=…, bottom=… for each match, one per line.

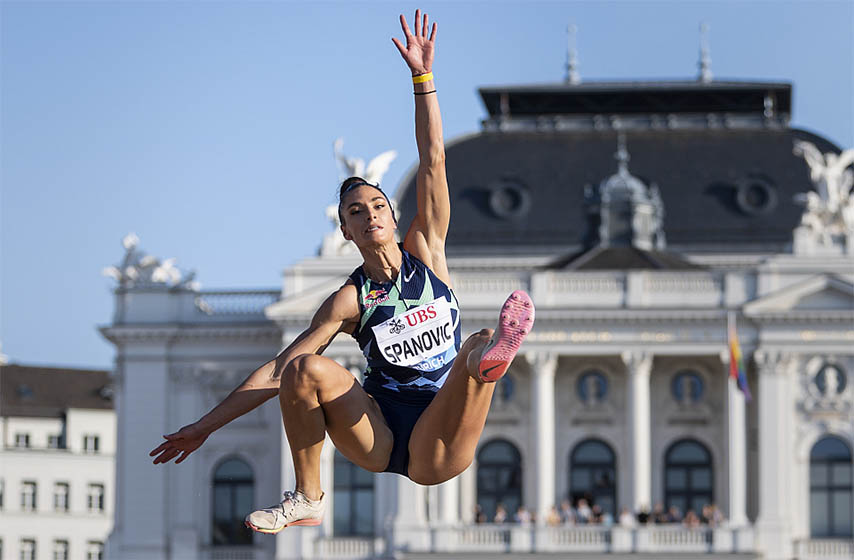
left=793, top=141, right=854, bottom=246
left=333, top=138, right=397, bottom=185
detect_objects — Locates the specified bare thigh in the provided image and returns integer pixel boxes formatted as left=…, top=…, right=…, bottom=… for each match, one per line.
left=282, top=354, right=394, bottom=472
left=406, top=329, right=495, bottom=485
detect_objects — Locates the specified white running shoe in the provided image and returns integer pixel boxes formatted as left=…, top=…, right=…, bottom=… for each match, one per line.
left=244, top=490, right=326, bottom=534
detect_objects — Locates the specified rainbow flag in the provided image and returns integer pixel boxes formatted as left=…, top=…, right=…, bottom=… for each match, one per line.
left=728, top=311, right=752, bottom=402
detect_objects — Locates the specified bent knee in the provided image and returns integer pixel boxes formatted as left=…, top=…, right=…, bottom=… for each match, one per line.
left=280, top=354, right=332, bottom=393
left=407, top=459, right=471, bottom=486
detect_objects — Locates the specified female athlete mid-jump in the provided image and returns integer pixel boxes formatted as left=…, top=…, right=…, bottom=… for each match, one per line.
left=150, top=9, right=534, bottom=533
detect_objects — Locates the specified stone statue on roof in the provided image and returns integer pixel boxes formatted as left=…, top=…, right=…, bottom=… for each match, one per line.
left=793, top=141, right=854, bottom=254
left=102, top=233, right=199, bottom=290
left=321, top=139, right=398, bottom=256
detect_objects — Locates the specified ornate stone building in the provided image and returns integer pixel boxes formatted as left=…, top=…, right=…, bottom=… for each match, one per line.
left=101, top=71, right=853, bottom=560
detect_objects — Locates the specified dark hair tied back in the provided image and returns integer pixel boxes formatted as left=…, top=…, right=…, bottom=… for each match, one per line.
left=337, top=176, right=397, bottom=225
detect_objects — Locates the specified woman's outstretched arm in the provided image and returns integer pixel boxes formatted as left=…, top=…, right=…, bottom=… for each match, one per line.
left=149, top=283, right=360, bottom=464
left=392, top=9, right=451, bottom=284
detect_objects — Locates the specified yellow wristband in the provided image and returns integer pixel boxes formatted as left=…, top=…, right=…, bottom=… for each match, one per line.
left=412, top=72, right=434, bottom=84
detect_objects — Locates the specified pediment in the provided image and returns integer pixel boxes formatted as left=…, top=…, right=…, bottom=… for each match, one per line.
left=744, top=274, right=854, bottom=314
left=265, top=276, right=350, bottom=319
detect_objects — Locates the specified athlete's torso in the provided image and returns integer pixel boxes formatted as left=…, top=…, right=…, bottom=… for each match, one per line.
left=349, top=246, right=461, bottom=399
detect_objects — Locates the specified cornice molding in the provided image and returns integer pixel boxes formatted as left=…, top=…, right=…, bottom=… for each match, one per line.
left=100, top=324, right=281, bottom=344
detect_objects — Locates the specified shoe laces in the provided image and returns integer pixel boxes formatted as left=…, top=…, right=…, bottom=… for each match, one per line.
left=275, top=490, right=304, bottom=518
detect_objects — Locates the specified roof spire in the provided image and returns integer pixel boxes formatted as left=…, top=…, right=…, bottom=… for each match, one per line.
left=565, top=23, right=580, bottom=85
left=615, top=130, right=630, bottom=176
left=698, top=22, right=713, bottom=83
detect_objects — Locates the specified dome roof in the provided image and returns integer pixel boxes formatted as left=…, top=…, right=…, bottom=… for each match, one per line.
left=395, top=127, right=840, bottom=257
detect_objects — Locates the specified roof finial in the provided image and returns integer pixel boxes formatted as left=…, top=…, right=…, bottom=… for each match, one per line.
left=615, top=130, right=630, bottom=176
left=565, top=23, right=580, bottom=85
left=698, top=22, right=713, bottom=83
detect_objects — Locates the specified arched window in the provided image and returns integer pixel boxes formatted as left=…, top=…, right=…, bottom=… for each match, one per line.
left=810, top=436, right=853, bottom=538
left=212, top=458, right=254, bottom=546
left=333, top=451, right=374, bottom=536
left=664, top=440, right=713, bottom=516
left=569, top=439, right=617, bottom=515
left=477, top=439, right=522, bottom=522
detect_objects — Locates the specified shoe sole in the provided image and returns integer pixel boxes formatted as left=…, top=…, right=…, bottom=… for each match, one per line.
left=478, top=290, right=534, bottom=383
left=245, top=518, right=321, bottom=534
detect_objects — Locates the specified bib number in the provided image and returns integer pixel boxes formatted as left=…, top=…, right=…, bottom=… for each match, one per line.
left=372, top=297, right=455, bottom=371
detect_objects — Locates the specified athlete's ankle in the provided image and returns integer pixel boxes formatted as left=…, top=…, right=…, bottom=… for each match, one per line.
left=295, top=487, right=323, bottom=502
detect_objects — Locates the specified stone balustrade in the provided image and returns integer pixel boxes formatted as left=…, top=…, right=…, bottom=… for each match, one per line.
left=795, top=539, right=854, bottom=559
left=309, top=524, right=757, bottom=557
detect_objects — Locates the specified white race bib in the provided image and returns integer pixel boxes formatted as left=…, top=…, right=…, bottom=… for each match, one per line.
left=372, top=297, right=455, bottom=370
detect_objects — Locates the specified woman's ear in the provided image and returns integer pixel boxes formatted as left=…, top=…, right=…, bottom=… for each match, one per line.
left=340, top=224, right=353, bottom=241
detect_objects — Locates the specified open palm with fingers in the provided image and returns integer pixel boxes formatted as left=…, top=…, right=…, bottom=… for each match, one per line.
left=392, top=9, right=436, bottom=75
left=149, top=423, right=209, bottom=464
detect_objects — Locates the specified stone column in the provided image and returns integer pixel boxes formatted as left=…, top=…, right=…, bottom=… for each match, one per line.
left=721, top=350, right=748, bottom=527
left=528, top=352, right=558, bottom=524
left=755, top=350, right=794, bottom=560
left=458, top=463, right=476, bottom=523
left=438, top=477, right=460, bottom=524
left=622, top=351, right=653, bottom=512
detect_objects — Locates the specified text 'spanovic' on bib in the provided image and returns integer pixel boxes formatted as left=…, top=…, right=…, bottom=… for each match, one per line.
left=372, top=297, right=457, bottom=372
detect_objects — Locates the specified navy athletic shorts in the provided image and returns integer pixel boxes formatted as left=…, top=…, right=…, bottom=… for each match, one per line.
left=365, top=387, right=436, bottom=477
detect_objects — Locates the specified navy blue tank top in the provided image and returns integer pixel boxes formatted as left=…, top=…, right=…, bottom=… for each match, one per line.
left=349, top=246, right=461, bottom=400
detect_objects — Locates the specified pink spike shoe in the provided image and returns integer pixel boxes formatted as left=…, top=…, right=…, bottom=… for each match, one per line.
left=478, top=290, right=535, bottom=383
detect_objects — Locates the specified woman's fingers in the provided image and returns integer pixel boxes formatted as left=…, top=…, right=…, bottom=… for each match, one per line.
left=414, top=9, right=420, bottom=36
left=399, top=14, right=412, bottom=38
left=175, top=450, right=191, bottom=464
left=149, top=442, right=168, bottom=456
left=391, top=37, right=407, bottom=57
left=430, top=22, right=437, bottom=43
left=421, top=12, right=428, bottom=37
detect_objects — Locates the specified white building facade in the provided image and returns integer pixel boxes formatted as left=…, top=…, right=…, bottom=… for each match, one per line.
left=0, top=366, right=116, bottom=560
left=101, top=76, right=853, bottom=560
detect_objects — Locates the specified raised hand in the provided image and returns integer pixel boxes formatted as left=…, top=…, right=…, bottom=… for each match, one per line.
left=149, top=422, right=210, bottom=465
left=391, top=9, right=436, bottom=76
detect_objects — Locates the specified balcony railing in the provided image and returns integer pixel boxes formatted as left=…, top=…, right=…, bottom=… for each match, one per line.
left=200, top=547, right=265, bottom=560
left=795, top=539, right=854, bottom=559
left=194, top=290, right=279, bottom=316
left=313, top=537, right=384, bottom=559
left=384, top=524, right=754, bottom=554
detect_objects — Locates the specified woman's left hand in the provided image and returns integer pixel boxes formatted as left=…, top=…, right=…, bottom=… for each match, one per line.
left=392, top=9, right=436, bottom=76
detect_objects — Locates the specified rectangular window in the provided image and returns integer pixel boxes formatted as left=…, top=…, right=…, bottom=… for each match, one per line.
left=54, top=482, right=69, bottom=512
left=20, top=538, right=36, bottom=560
left=21, top=481, right=37, bottom=512
left=86, top=541, right=104, bottom=560
left=83, top=435, right=100, bottom=453
left=48, top=435, right=64, bottom=449
left=87, top=483, right=105, bottom=513
left=15, top=433, right=31, bottom=448
left=53, top=539, right=69, bottom=560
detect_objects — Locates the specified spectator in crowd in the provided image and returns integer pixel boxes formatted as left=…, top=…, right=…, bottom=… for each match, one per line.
left=514, top=506, right=532, bottom=524
left=474, top=504, right=486, bottom=524
left=545, top=506, right=561, bottom=527
left=576, top=498, right=593, bottom=524
left=683, top=509, right=701, bottom=528
left=618, top=506, right=636, bottom=527
left=590, top=504, right=604, bottom=524
left=559, top=499, right=576, bottom=525
left=710, top=504, right=725, bottom=526
left=667, top=505, right=683, bottom=524
left=599, top=505, right=614, bottom=527
left=636, top=504, right=651, bottom=524
left=494, top=503, right=508, bottom=524
left=700, top=504, right=725, bottom=527
left=652, top=502, right=669, bottom=524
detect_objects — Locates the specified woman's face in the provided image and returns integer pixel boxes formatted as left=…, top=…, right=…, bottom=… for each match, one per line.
left=339, top=185, right=397, bottom=247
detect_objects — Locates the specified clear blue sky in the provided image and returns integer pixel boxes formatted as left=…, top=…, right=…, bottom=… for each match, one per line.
left=2, top=1, right=852, bottom=369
